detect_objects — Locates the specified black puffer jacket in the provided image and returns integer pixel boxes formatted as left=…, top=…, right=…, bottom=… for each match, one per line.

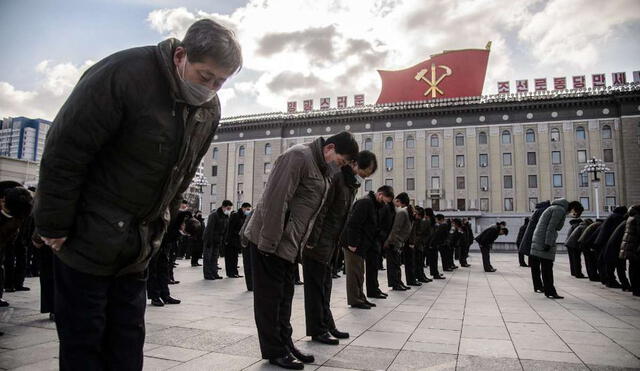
left=620, top=205, right=640, bottom=260
left=475, top=225, right=501, bottom=247
left=594, top=206, right=627, bottom=252
left=342, top=191, right=382, bottom=258
left=33, top=38, right=220, bottom=276
left=226, top=209, right=247, bottom=250
left=564, top=219, right=582, bottom=246
left=516, top=219, right=529, bottom=248
left=578, top=221, right=603, bottom=252
left=204, top=208, right=229, bottom=250
left=565, top=219, right=593, bottom=250
left=519, top=200, right=551, bottom=256
left=604, top=220, right=626, bottom=263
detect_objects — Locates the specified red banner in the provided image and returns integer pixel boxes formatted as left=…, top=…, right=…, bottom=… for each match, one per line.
left=376, top=44, right=491, bottom=104
left=612, top=72, right=626, bottom=86
left=337, top=96, right=347, bottom=108
left=354, top=94, right=365, bottom=107
left=497, top=81, right=510, bottom=94
left=320, top=97, right=330, bottom=110
left=516, top=79, right=528, bottom=93
left=592, top=74, right=606, bottom=88
left=553, top=77, right=566, bottom=90
left=287, top=101, right=297, bottom=113
left=573, top=75, right=586, bottom=89
left=303, top=99, right=313, bottom=111
left=534, top=78, right=547, bottom=91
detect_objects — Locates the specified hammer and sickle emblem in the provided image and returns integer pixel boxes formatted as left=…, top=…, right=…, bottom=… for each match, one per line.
left=415, top=64, right=453, bottom=98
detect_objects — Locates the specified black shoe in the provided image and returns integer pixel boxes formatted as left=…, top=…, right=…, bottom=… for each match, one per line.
left=151, top=298, right=164, bottom=307
left=607, top=281, right=622, bottom=289
left=204, top=276, right=216, bottom=280
left=575, top=274, right=587, bottom=279
left=14, top=286, right=30, bottom=291
left=520, top=264, right=529, bottom=267
left=443, top=269, right=453, bottom=272
left=534, top=289, right=544, bottom=293
left=168, top=280, right=180, bottom=285
left=0, top=299, right=8, bottom=307
left=351, top=303, right=372, bottom=309
left=546, top=294, right=564, bottom=299
left=312, top=332, right=339, bottom=345
left=433, top=275, right=445, bottom=279
left=329, top=328, right=350, bottom=339
left=392, top=286, right=407, bottom=291
left=162, top=296, right=181, bottom=304
left=377, top=291, right=388, bottom=297
left=485, top=268, right=497, bottom=272
left=364, top=300, right=377, bottom=307
left=295, top=281, right=304, bottom=285
left=213, top=275, right=223, bottom=279
left=49, top=313, right=55, bottom=321
left=401, top=284, right=411, bottom=290
left=332, top=274, right=340, bottom=279
left=452, top=265, right=459, bottom=269
left=288, top=344, right=314, bottom=363
left=461, top=264, right=471, bottom=268
left=191, top=263, right=202, bottom=267
left=407, top=281, right=422, bottom=286
left=368, top=294, right=387, bottom=299
left=419, top=278, right=433, bottom=283
left=4, top=288, right=15, bottom=293
left=269, top=353, right=304, bottom=370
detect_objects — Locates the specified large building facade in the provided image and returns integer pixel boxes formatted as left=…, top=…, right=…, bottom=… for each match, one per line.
left=203, top=86, right=640, bottom=237
left=0, top=116, right=51, bottom=162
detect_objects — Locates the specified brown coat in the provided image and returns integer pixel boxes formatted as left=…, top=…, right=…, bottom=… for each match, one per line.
left=620, top=206, right=640, bottom=260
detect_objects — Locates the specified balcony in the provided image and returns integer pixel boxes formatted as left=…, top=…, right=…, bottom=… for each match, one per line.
left=428, top=188, right=444, bottom=198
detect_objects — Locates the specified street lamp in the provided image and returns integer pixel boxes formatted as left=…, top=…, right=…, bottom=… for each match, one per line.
left=581, top=157, right=610, bottom=219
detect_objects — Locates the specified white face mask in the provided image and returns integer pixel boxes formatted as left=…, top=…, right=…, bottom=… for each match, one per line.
left=177, top=55, right=217, bottom=106
left=243, top=210, right=251, bottom=216
left=224, top=209, right=232, bottom=216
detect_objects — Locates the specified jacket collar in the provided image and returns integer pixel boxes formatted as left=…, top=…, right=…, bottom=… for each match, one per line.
left=309, top=137, right=330, bottom=176
left=342, top=166, right=360, bottom=190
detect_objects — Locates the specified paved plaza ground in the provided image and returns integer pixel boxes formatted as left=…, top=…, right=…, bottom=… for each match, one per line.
left=1, top=252, right=639, bottom=370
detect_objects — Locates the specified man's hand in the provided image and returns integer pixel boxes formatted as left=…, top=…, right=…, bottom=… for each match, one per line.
left=348, top=246, right=357, bottom=252
left=42, top=237, right=67, bottom=252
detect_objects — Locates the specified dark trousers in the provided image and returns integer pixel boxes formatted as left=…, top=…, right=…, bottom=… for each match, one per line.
left=225, top=245, right=239, bottom=277
left=243, top=248, right=253, bottom=291
left=479, top=245, right=492, bottom=271
left=4, top=241, right=27, bottom=289
left=518, top=252, right=528, bottom=266
left=386, top=246, right=404, bottom=287
left=203, top=245, right=220, bottom=279
left=190, top=240, right=203, bottom=266
left=427, top=248, right=440, bottom=277
left=39, top=247, right=55, bottom=314
left=459, top=244, right=469, bottom=266
left=403, top=247, right=417, bottom=283
left=540, top=257, right=557, bottom=296
left=584, top=249, right=600, bottom=281
left=251, top=243, right=295, bottom=359
left=332, top=248, right=344, bottom=276
left=607, top=259, right=631, bottom=288
left=303, top=257, right=336, bottom=336
left=147, top=247, right=170, bottom=300
left=344, top=248, right=367, bottom=305
left=528, top=255, right=544, bottom=291
left=629, top=258, right=640, bottom=296
left=598, top=249, right=608, bottom=284
left=415, top=249, right=427, bottom=280
left=567, top=247, right=584, bottom=276
left=53, top=256, right=146, bottom=371
left=365, top=249, right=381, bottom=296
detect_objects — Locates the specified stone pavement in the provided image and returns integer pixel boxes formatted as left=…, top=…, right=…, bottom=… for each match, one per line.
left=1, top=252, right=640, bottom=370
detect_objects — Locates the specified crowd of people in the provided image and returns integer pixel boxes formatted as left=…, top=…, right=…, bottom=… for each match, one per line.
left=517, top=202, right=640, bottom=298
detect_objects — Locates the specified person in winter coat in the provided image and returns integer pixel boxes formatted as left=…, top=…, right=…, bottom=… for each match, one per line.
left=579, top=220, right=604, bottom=281
left=243, top=132, right=358, bottom=369
left=565, top=218, right=593, bottom=278
left=619, top=205, right=640, bottom=296
left=303, top=150, right=376, bottom=344
left=406, top=207, right=430, bottom=285
left=530, top=199, right=584, bottom=299
left=384, top=192, right=413, bottom=291
left=516, top=218, right=530, bottom=267
left=429, top=214, right=449, bottom=279
left=190, top=211, right=205, bottom=267
left=564, top=218, right=583, bottom=277
left=460, top=218, right=473, bottom=268
left=32, top=19, right=242, bottom=370
left=367, top=201, right=394, bottom=295
left=225, top=203, right=252, bottom=278
left=203, top=200, right=233, bottom=279
left=603, top=219, right=631, bottom=290
left=520, top=200, right=552, bottom=292
left=475, top=223, right=508, bottom=272
left=594, top=206, right=628, bottom=285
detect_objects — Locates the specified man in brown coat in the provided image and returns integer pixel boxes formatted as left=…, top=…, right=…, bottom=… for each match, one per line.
left=244, top=132, right=358, bottom=370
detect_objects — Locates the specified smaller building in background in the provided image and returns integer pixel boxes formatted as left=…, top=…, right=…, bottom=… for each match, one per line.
left=0, top=116, right=52, bottom=162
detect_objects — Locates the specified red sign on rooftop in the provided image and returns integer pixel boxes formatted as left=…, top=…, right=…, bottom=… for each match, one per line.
left=376, top=42, right=491, bottom=104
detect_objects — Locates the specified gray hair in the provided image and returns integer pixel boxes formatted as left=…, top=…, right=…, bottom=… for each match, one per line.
left=182, top=19, right=242, bottom=73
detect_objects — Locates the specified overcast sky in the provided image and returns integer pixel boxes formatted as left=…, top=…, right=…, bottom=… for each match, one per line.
left=1, top=0, right=639, bottom=121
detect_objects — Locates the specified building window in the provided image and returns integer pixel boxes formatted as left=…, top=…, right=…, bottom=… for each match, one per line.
left=211, top=165, right=218, bottom=177
left=264, top=162, right=272, bottom=174
left=364, top=138, right=373, bottom=151
left=576, top=126, right=586, bottom=140
left=238, top=145, right=245, bottom=157
left=602, top=125, right=612, bottom=139
left=480, top=198, right=489, bottom=211
left=238, top=163, right=244, bottom=175
left=552, top=151, right=562, bottom=164
left=432, top=198, right=440, bottom=211
left=431, top=177, right=440, bottom=189
left=605, top=172, right=615, bottom=186
left=209, top=202, right=216, bottom=212
left=501, top=130, right=512, bottom=144
left=603, top=148, right=614, bottom=162
left=364, top=179, right=373, bottom=192
left=385, top=157, right=393, bottom=171
left=553, top=174, right=563, bottom=187
left=456, top=176, right=465, bottom=189
left=580, top=197, right=590, bottom=210
left=210, top=184, right=217, bottom=196
left=527, top=152, right=537, bottom=165
left=605, top=196, right=616, bottom=209
left=430, top=134, right=439, bottom=147
left=406, top=178, right=415, bottom=191
left=528, top=175, right=538, bottom=188
left=237, top=182, right=243, bottom=192
left=385, top=136, right=393, bottom=150
left=455, top=133, right=465, bottom=146
left=504, top=198, right=514, bottom=211
left=504, top=175, right=513, bottom=189
left=529, top=198, right=538, bottom=211
left=456, top=155, right=465, bottom=168
left=503, top=153, right=512, bottom=166
left=551, top=128, right=561, bottom=142
left=431, top=155, right=440, bottom=168
left=525, top=129, right=536, bottom=143
left=479, top=153, right=488, bottom=167
left=385, top=178, right=394, bottom=187
left=212, top=147, right=219, bottom=160
left=265, top=143, right=272, bottom=155
left=406, top=157, right=415, bottom=169
left=406, top=135, right=415, bottom=148
left=577, top=150, right=587, bottom=163
left=478, top=131, right=488, bottom=145
left=579, top=172, right=589, bottom=187
left=457, top=199, right=466, bottom=211
left=480, top=176, right=489, bottom=191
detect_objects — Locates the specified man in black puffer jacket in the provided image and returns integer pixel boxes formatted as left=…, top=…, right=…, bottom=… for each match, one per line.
left=565, top=218, right=593, bottom=278
left=564, top=218, right=583, bottom=277
left=32, top=19, right=242, bottom=370
left=594, top=206, right=628, bottom=285
left=519, top=200, right=551, bottom=292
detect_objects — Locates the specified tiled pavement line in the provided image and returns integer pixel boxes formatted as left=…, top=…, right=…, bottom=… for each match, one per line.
left=452, top=266, right=470, bottom=370
left=496, top=263, right=632, bottom=370
left=315, top=265, right=453, bottom=370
